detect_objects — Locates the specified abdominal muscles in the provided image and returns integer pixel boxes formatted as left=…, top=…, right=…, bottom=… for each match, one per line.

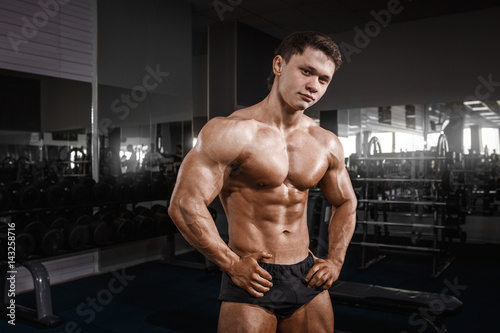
left=220, top=183, right=311, bottom=264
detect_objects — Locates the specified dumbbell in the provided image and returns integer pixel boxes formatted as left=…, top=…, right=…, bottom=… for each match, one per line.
left=24, top=221, right=64, bottom=257
left=118, top=209, right=135, bottom=220
left=150, top=173, right=168, bottom=199
left=51, top=217, right=90, bottom=251
left=16, top=230, right=37, bottom=262
left=130, top=209, right=155, bottom=239
left=133, top=172, right=151, bottom=201
left=76, top=214, right=113, bottom=247
left=7, top=180, right=41, bottom=210
left=19, top=183, right=42, bottom=209
left=134, top=206, right=159, bottom=234
left=32, top=177, right=72, bottom=208
left=69, top=176, right=95, bottom=205
left=0, top=222, right=37, bottom=263
left=151, top=204, right=175, bottom=235
left=134, top=205, right=153, bottom=217
left=112, top=217, right=136, bottom=243
left=93, top=180, right=113, bottom=203
left=113, top=174, right=134, bottom=202
left=49, top=178, right=73, bottom=207
left=98, top=207, right=136, bottom=243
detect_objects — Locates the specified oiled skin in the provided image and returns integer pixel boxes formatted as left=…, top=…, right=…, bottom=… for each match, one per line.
left=168, top=47, right=357, bottom=333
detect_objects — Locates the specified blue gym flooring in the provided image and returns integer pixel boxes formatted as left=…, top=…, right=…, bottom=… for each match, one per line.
left=2, top=242, right=499, bottom=333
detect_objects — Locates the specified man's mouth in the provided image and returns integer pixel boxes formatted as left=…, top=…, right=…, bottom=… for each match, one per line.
left=299, top=93, right=314, bottom=102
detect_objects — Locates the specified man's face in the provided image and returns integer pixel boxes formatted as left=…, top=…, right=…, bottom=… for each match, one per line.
left=275, top=47, right=335, bottom=111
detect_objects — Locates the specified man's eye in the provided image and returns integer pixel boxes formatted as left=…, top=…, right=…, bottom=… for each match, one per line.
left=302, top=69, right=310, bottom=75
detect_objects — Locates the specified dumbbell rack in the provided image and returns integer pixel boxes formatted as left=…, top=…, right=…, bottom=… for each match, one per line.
left=351, top=152, right=455, bottom=279
left=0, top=170, right=179, bottom=328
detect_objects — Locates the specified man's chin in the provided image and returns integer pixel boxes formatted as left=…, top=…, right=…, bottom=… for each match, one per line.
left=297, top=101, right=315, bottom=111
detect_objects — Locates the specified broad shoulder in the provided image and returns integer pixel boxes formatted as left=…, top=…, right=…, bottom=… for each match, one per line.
left=194, top=112, right=257, bottom=164
left=198, top=111, right=255, bottom=141
left=302, top=116, right=345, bottom=164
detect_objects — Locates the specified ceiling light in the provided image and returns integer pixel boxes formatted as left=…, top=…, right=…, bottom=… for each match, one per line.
left=472, top=106, right=489, bottom=111
left=464, top=100, right=481, bottom=105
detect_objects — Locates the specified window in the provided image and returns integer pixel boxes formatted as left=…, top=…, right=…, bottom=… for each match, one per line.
left=339, top=136, right=356, bottom=158
left=463, top=128, right=471, bottom=153
left=372, top=132, right=393, bottom=153
left=395, top=132, right=424, bottom=152
left=481, top=128, right=500, bottom=155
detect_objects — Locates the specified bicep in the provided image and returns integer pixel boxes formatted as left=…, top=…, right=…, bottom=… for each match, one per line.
left=319, top=164, right=355, bottom=208
left=171, top=148, right=229, bottom=206
left=318, top=135, right=356, bottom=208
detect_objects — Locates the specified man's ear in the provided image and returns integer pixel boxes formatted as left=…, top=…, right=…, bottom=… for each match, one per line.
left=273, top=55, right=283, bottom=76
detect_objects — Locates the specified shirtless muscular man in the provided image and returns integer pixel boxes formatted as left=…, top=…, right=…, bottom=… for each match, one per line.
left=168, top=31, right=357, bottom=333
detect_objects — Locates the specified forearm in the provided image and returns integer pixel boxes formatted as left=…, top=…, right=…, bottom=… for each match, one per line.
left=327, top=200, right=356, bottom=268
left=168, top=198, right=239, bottom=272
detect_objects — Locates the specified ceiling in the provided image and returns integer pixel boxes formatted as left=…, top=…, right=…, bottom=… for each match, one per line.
left=187, top=0, right=500, bottom=39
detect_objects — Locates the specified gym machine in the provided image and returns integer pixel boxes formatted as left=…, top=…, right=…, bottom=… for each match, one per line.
left=345, top=134, right=466, bottom=278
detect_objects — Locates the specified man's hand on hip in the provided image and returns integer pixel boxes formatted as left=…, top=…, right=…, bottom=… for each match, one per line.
left=305, top=256, right=341, bottom=290
left=227, top=251, right=273, bottom=298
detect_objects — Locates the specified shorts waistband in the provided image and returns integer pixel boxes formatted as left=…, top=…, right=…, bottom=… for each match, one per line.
left=258, top=253, right=315, bottom=276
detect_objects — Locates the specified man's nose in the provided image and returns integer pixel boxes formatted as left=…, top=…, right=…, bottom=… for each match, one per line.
left=306, top=78, right=319, bottom=93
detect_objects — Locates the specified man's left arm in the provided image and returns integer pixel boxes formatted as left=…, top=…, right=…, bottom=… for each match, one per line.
left=305, top=138, right=357, bottom=289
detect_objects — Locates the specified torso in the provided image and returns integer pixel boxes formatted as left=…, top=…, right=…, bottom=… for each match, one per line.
left=219, top=109, right=335, bottom=264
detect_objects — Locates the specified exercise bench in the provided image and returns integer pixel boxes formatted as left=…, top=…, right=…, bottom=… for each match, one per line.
left=329, top=280, right=463, bottom=333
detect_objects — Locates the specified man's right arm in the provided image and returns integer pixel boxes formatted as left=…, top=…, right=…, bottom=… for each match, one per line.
left=168, top=118, right=273, bottom=297
left=168, top=118, right=239, bottom=271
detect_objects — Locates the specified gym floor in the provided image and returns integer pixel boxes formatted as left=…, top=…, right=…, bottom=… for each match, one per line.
left=2, top=228, right=499, bottom=332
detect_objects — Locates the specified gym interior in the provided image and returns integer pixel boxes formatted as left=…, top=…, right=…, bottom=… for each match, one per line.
left=1, top=0, right=500, bottom=332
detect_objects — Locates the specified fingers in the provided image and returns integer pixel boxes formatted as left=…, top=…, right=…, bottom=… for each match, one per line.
left=250, top=251, right=273, bottom=280
left=253, top=251, right=273, bottom=261
left=256, top=265, right=273, bottom=282
left=254, top=268, right=273, bottom=287
left=232, top=255, right=273, bottom=297
left=304, top=263, right=319, bottom=284
left=305, top=261, right=338, bottom=289
left=244, top=272, right=273, bottom=297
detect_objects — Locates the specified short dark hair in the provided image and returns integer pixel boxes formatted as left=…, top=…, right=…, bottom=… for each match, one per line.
left=266, top=31, right=342, bottom=90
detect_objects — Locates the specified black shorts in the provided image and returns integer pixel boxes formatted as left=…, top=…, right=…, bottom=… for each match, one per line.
left=218, top=253, right=323, bottom=319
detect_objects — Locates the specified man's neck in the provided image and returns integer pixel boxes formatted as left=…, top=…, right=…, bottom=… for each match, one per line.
left=257, top=90, right=304, bottom=131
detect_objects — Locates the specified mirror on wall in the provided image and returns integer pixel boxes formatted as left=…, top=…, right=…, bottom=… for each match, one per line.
left=99, top=121, right=192, bottom=178
left=0, top=69, right=92, bottom=186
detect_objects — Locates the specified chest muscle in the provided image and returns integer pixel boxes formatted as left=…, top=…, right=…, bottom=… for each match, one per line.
left=233, top=130, right=329, bottom=190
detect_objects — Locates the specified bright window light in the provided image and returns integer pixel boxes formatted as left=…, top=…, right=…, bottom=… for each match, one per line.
left=427, top=132, right=441, bottom=150
left=395, top=132, right=425, bottom=152
left=481, top=128, right=500, bottom=154
left=463, top=128, right=471, bottom=153
left=338, top=136, right=356, bottom=158
left=371, top=132, right=393, bottom=153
